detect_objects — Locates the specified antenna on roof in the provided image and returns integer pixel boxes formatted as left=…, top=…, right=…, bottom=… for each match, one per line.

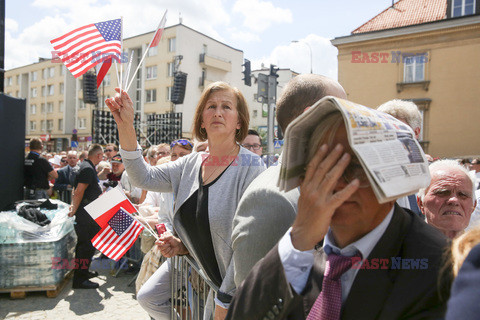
left=392, top=0, right=395, bottom=8
left=179, top=12, right=183, bottom=24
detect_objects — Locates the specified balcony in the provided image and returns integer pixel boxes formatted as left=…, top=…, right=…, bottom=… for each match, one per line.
left=199, top=53, right=231, bottom=72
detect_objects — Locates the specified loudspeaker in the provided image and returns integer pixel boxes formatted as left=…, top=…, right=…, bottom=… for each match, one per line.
left=171, top=72, right=187, bottom=105
left=83, top=73, right=98, bottom=104
left=0, top=94, right=26, bottom=210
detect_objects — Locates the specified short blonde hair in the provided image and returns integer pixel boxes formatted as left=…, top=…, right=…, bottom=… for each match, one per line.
left=451, top=225, right=480, bottom=276
left=192, top=81, right=249, bottom=143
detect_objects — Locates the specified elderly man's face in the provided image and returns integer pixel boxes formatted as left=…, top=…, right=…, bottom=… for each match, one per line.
left=67, top=154, right=78, bottom=167
left=419, top=168, right=475, bottom=236
left=329, top=125, right=393, bottom=237
left=111, top=162, right=125, bottom=176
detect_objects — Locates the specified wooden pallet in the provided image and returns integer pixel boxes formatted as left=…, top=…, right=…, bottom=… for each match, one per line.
left=0, top=271, right=73, bottom=299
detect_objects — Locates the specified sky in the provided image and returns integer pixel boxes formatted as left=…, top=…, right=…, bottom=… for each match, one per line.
left=5, top=0, right=395, bottom=79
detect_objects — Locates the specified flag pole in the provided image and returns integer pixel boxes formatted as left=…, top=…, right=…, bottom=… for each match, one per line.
left=123, top=51, right=134, bottom=93
left=126, top=10, right=167, bottom=91
left=131, top=212, right=159, bottom=240
left=119, top=16, right=124, bottom=92
left=114, top=59, right=121, bottom=88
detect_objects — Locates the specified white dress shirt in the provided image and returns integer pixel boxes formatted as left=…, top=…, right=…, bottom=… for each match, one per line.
left=279, top=206, right=394, bottom=302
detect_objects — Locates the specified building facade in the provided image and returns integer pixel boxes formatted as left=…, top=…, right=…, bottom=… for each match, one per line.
left=331, top=0, right=480, bottom=158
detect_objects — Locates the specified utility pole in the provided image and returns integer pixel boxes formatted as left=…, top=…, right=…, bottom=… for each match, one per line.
left=256, top=64, right=279, bottom=166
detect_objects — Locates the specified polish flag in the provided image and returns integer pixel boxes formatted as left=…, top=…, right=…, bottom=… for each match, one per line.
left=84, top=186, right=136, bottom=228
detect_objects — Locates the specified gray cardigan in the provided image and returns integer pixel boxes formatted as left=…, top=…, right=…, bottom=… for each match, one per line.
left=121, top=145, right=265, bottom=298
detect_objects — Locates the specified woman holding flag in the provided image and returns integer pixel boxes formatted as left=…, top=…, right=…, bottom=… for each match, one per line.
left=105, top=81, right=264, bottom=319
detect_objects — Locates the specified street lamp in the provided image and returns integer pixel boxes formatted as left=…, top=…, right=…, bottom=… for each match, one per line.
left=291, top=40, right=313, bottom=74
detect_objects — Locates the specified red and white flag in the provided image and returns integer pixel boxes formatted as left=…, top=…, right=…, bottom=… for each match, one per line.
left=84, top=186, right=136, bottom=229
left=96, top=58, right=112, bottom=88
left=150, top=10, right=167, bottom=48
left=50, top=18, right=122, bottom=78
left=91, top=207, right=144, bottom=261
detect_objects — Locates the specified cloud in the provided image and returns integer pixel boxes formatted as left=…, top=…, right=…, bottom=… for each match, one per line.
left=229, top=29, right=261, bottom=42
left=251, top=34, right=339, bottom=80
left=5, top=18, right=18, bottom=33
left=233, top=0, right=292, bottom=33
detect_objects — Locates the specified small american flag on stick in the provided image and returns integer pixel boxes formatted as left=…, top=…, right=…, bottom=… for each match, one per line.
left=91, top=207, right=144, bottom=261
left=50, top=18, right=122, bottom=78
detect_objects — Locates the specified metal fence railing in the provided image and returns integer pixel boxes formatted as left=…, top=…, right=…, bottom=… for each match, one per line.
left=170, top=255, right=219, bottom=320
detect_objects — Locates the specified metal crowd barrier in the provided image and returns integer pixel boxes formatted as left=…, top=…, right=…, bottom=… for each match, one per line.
left=57, top=189, right=72, bottom=204
left=170, top=255, right=219, bottom=320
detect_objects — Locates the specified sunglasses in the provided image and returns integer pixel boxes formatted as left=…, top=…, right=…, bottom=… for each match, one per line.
left=170, top=139, right=193, bottom=149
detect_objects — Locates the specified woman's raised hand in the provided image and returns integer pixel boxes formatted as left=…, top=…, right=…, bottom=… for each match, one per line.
left=105, top=88, right=134, bottom=129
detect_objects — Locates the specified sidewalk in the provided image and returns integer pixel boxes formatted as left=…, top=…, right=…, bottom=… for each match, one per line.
left=0, top=259, right=150, bottom=320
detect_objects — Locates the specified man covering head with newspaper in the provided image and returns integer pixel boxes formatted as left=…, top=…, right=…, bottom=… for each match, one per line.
left=227, top=98, right=450, bottom=320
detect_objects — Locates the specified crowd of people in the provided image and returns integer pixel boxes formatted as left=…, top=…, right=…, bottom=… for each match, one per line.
left=22, top=74, right=480, bottom=319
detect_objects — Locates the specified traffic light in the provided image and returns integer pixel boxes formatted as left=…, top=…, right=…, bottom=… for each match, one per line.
left=171, top=72, right=187, bottom=105
left=83, top=72, right=98, bottom=104
left=270, top=64, right=279, bottom=78
left=242, top=59, right=251, bottom=86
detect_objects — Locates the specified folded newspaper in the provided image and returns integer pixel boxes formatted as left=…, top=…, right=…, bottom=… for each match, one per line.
left=278, top=96, right=431, bottom=203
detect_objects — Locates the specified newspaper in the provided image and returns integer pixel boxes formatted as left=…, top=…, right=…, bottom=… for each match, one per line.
left=278, top=96, right=431, bottom=204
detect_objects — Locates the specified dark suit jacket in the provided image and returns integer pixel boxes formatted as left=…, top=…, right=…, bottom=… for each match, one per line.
left=54, top=165, right=77, bottom=191
left=227, top=205, right=450, bottom=320
left=446, top=242, right=480, bottom=319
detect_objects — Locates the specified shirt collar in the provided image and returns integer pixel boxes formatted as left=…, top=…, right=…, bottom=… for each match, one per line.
left=323, top=206, right=395, bottom=258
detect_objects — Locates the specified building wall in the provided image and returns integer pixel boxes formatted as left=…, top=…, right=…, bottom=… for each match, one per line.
left=334, top=22, right=480, bottom=158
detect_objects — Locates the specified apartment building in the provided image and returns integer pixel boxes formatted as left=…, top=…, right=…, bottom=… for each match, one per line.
left=331, top=0, right=480, bottom=158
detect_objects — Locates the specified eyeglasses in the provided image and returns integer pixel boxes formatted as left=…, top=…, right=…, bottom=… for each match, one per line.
left=171, top=139, right=193, bottom=149
left=242, top=144, right=262, bottom=150
left=342, top=158, right=370, bottom=188
left=105, top=149, right=113, bottom=152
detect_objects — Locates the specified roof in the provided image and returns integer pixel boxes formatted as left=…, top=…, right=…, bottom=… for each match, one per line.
left=352, top=0, right=447, bottom=34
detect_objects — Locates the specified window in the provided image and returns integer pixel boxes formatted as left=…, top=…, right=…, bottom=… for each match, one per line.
left=79, top=100, right=86, bottom=109
left=47, top=120, right=54, bottom=131
left=452, top=0, right=476, bottom=17
left=47, top=102, right=54, bottom=113
left=16, top=75, right=20, bottom=85
left=168, top=38, right=176, bottom=52
left=166, top=87, right=172, bottom=101
left=48, top=84, right=54, bottom=96
left=42, top=86, right=46, bottom=96
left=49, top=67, right=55, bottom=78
left=404, top=55, right=425, bottom=83
left=16, top=91, right=19, bottom=97
left=60, top=65, right=65, bottom=75
left=41, top=120, right=46, bottom=131
left=31, top=87, right=37, bottom=97
left=6, top=77, right=11, bottom=86
left=167, top=62, right=174, bottom=77
left=59, top=101, right=64, bottom=112
left=253, top=110, right=258, bottom=118
left=42, top=69, right=47, bottom=79
left=146, top=89, right=157, bottom=103
left=146, top=66, right=157, bottom=79
left=30, top=121, right=36, bottom=131
left=104, top=74, right=111, bottom=86
left=41, top=103, right=45, bottom=114
left=31, top=104, right=37, bottom=115
left=31, top=71, right=37, bottom=81
left=148, top=46, right=158, bottom=57
left=79, top=118, right=87, bottom=129
left=58, top=119, right=63, bottom=131
left=60, top=83, right=64, bottom=94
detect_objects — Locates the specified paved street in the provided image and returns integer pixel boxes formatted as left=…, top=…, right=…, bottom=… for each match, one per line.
left=0, top=260, right=150, bottom=320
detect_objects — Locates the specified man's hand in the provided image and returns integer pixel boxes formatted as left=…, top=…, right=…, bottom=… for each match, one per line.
left=155, top=231, right=189, bottom=257
left=68, top=205, right=76, bottom=217
left=290, top=143, right=359, bottom=251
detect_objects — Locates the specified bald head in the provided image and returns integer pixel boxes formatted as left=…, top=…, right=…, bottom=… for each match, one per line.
left=276, top=74, right=346, bottom=132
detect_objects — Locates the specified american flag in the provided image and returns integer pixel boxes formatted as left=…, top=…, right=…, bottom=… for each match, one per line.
left=50, top=19, right=122, bottom=78
left=91, top=207, right=143, bottom=261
